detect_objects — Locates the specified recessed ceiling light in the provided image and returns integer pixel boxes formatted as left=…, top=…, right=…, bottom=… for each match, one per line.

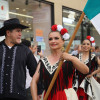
left=16, top=8, right=19, bottom=10
left=21, top=20, right=24, bottom=22
left=23, top=9, right=26, bottom=11
left=9, top=12, right=34, bottom=19
left=26, top=21, right=28, bottom=23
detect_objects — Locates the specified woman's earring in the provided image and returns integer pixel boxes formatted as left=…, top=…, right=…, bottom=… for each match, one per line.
left=61, top=47, right=65, bottom=52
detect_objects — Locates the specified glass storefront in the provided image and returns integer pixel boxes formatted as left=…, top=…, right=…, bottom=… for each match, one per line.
left=62, top=7, right=82, bottom=52
left=0, top=0, right=53, bottom=55
left=8, top=0, right=52, bottom=41
left=62, top=6, right=100, bottom=51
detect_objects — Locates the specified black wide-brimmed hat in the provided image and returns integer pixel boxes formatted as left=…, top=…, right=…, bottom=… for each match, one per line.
left=0, top=18, right=29, bottom=36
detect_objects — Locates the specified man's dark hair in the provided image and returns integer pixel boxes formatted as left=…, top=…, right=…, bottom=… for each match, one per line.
left=95, top=46, right=99, bottom=50
left=22, top=39, right=31, bottom=47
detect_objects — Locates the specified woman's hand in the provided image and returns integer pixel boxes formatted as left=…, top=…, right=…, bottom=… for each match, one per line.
left=37, top=51, right=43, bottom=58
left=60, top=52, right=72, bottom=61
left=97, top=57, right=100, bottom=65
left=87, top=73, right=93, bottom=78
left=38, top=95, right=42, bottom=100
left=61, top=52, right=89, bottom=74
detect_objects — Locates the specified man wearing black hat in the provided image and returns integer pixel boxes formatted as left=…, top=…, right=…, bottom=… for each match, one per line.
left=0, top=18, right=37, bottom=100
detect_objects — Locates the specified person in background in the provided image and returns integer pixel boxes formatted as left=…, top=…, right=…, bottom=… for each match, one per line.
left=71, top=45, right=79, bottom=56
left=76, top=36, right=100, bottom=100
left=0, top=18, right=37, bottom=100
left=71, top=45, right=82, bottom=56
left=22, top=40, right=43, bottom=100
left=31, top=44, right=43, bottom=100
left=94, top=46, right=100, bottom=57
left=95, top=46, right=100, bottom=52
left=31, top=45, right=37, bottom=54
left=91, top=46, right=95, bottom=53
left=31, top=44, right=43, bottom=60
left=31, top=24, right=89, bottom=100
left=22, top=39, right=33, bottom=100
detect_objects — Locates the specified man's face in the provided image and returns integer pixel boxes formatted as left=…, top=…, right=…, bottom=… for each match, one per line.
left=32, top=45, right=37, bottom=54
left=7, top=28, right=22, bottom=45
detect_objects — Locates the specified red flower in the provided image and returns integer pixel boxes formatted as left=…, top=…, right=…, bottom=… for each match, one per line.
left=91, top=40, right=95, bottom=43
left=86, top=36, right=91, bottom=40
left=51, top=24, right=57, bottom=31
left=60, top=28, right=68, bottom=35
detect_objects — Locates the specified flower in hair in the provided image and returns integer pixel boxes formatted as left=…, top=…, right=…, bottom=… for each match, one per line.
left=57, top=25, right=63, bottom=31
left=90, top=37, right=94, bottom=41
left=92, top=43, right=96, bottom=47
left=60, top=28, right=68, bottom=35
left=51, top=24, right=57, bottom=31
left=63, top=33, right=70, bottom=40
left=91, top=40, right=95, bottom=47
left=87, top=36, right=91, bottom=40
left=86, top=36, right=96, bottom=47
left=51, top=24, right=70, bottom=40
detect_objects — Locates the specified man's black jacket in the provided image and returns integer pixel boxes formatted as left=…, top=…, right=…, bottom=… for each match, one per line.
left=0, top=41, right=37, bottom=99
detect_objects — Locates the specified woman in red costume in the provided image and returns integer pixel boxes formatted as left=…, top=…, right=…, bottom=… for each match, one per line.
left=76, top=36, right=100, bottom=100
left=31, top=25, right=89, bottom=100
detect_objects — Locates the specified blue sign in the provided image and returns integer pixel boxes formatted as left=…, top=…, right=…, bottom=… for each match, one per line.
left=36, top=36, right=43, bottom=42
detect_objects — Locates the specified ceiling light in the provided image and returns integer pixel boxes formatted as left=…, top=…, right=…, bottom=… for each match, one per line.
left=16, top=8, right=19, bottom=10
left=63, top=10, right=69, bottom=13
left=23, top=9, right=26, bottom=11
left=26, top=21, right=28, bottom=23
left=64, top=23, right=75, bottom=27
left=21, top=20, right=24, bottom=22
left=9, top=12, right=33, bottom=19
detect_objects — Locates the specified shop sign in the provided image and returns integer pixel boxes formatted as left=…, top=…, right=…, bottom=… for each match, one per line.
left=36, top=36, right=44, bottom=42
left=36, top=29, right=43, bottom=36
left=0, top=0, right=9, bottom=20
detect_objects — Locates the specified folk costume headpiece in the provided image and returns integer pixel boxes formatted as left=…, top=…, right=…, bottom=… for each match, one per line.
left=51, top=24, right=70, bottom=40
left=86, top=36, right=96, bottom=47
